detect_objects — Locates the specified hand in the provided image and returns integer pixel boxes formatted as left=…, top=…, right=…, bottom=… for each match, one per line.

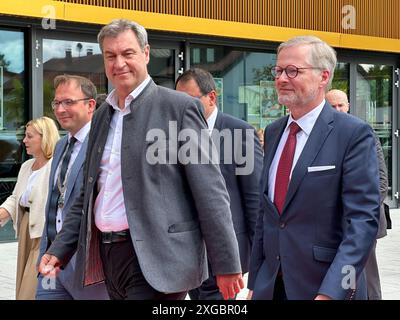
left=216, top=273, right=244, bottom=300
left=38, top=253, right=62, bottom=277
left=315, top=294, right=333, bottom=300
left=0, top=208, right=11, bottom=227
left=246, top=290, right=253, bottom=300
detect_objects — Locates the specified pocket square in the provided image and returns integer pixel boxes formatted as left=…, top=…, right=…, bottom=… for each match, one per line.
left=307, top=165, right=336, bottom=172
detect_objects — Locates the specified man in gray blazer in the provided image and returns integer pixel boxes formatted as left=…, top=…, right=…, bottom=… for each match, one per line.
left=36, top=75, right=108, bottom=299
left=176, top=68, right=263, bottom=299
left=326, top=89, right=388, bottom=300
left=39, top=19, right=242, bottom=300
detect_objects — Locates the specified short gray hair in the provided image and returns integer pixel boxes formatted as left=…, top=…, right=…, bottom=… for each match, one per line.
left=277, top=36, right=337, bottom=89
left=97, top=19, right=148, bottom=52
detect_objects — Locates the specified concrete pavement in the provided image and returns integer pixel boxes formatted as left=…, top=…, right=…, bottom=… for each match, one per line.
left=1, top=210, right=399, bottom=300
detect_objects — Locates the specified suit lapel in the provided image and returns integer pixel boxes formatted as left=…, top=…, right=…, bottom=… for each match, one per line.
left=213, top=111, right=223, bottom=131
left=282, top=104, right=334, bottom=214
left=45, top=137, right=67, bottom=222
left=262, top=116, right=288, bottom=196
left=212, top=111, right=225, bottom=159
left=262, top=117, right=288, bottom=217
left=90, top=104, right=113, bottom=184
left=63, top=136, right=88, bottom=208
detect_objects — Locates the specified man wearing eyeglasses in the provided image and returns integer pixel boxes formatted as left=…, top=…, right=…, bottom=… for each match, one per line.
left=247, top=36, right=380, bottom=300
left=36, top=74, right=109, bottom=300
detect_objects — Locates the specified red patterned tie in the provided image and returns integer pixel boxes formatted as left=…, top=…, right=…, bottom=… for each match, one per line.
left=274, top=122, right=301, bottom=214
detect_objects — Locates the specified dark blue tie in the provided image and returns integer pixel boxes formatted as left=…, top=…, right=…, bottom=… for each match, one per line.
left=47, top=137, right=77, bottom=243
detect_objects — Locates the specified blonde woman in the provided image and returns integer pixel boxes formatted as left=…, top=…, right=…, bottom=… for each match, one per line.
left=0, top=117, right=59, bottom=299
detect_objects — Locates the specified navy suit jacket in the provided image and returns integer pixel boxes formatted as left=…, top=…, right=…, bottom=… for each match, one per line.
left=248, top=103, right=380, bottom=300
left=38, top=134, right=108, bottom=299
left=212, top=111, right=263, bottom=273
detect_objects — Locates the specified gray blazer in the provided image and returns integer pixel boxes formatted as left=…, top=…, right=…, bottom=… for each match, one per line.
left=48, top=80, right=241, bottom=293
left=38, top=135, right=108, bottom=299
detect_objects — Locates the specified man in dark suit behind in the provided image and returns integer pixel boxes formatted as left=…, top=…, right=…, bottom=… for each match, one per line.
left=38, top=19, right=243, bottom=300
left=248, top=36, right=380, bottom=300
left=326, top=89, right=389, bottom=300
left=176, top=68, right=263, bottom=299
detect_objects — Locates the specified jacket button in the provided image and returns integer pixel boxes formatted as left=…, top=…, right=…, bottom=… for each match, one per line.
left=280, top=222, right=286, bottom=228
left=276, top=255, right=280, bottom=261
left=98, top=147, right=102, bottom=153
left=88, top=177, right=93, bottom=183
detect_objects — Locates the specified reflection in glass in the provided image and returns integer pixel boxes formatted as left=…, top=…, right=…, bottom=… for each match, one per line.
left=149, top=48, right=175, bottom=89
left=332, top=62, right=349, bottom=96
left=0, top=29, right=27, bottom=241
left=0, top=29, right=26, bottom=177
left=43, top=39, right=106, bottom=120
left=356, top=63, right=393, bottom=198
left=190, top=45, right=280, bottom=129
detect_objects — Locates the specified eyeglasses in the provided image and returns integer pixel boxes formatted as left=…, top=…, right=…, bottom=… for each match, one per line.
left=196, top=93, right=208, bottom=99
left=271, top=65, right=324, bottom=79
left=51, top=98, right=91, bottom=110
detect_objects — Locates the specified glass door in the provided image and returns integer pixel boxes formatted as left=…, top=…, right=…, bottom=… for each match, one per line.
left=354, top=62, right=398, bottom=207
left=148, top=41, right=182, bottom=89
left=0, top=28, right=28, bottom=242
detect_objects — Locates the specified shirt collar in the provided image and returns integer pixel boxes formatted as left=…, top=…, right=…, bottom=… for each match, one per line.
left=206, top=107, right=218, bottom=131
left=106, top=75, right=152, bottom=111
left=68, top=121, right=91, bottom=143
left=286, top=99, right=326, bottom=136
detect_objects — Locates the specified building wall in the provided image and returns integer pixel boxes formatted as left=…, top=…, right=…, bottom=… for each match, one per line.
left=0, top=1, right=399, bottom=244
left=55, top=0, right=400, bottom=40
left=0, top=0, right=399, bottom=53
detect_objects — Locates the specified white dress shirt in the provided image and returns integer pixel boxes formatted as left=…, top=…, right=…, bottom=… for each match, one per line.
left=55, top=121, right=91, bottom=233
left=94, top=75, right=151, bottom=232
left=206, top=107, right=218, bottom=132
left=268, top=100, right=325, bottom=202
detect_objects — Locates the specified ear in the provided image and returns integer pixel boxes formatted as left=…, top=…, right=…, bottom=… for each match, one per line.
left=144, top=44, right=150, bottom=65
left=88, top=98, right=97, bottom=113
left=208, top=90, right=217, bottom=106
left=320, top=70, right=331, bottom=88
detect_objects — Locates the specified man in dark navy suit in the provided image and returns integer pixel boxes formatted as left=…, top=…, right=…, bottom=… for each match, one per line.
left=248, top=36, right=380, bottom=300
left=176, top=68, right=263, bottom=300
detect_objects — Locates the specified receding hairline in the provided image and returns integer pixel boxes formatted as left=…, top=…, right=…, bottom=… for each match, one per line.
left=327, top=89, right=348, bottom=101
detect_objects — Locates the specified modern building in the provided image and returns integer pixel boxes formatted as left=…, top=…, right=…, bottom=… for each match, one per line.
left=0, top=0, right=399, bottom=241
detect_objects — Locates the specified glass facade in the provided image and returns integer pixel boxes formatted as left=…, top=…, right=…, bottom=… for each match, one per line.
left=0, top=22, right=398, bottom=241
left=190, top=45, right=284, bottom=130
left=0, top=29, right=27, bottom=242
left=42, top=39, right=106, bottom=121
left=149, top=48, right=176, bottom=89
left=356, top=63, right=393, bottom=197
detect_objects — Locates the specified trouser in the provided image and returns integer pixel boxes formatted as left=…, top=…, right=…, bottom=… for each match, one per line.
left=365, top=240, right=382, bottom=300
left=99, top=231, right=187, bottom=300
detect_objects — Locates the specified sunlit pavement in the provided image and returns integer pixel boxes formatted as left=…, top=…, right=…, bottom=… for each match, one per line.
left=1, top=211, right=399, bottom=300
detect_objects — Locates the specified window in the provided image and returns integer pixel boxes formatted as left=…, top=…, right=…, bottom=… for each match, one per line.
left=0, top=28, right=27, bottom=242
left=190, top=45, right=280, bottom=129
left=42, top=39, right=106, bottom=120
